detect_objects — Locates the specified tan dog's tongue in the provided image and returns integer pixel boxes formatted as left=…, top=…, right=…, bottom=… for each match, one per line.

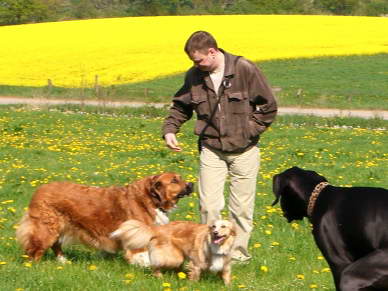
left=213, top=236, right=224, bottom=244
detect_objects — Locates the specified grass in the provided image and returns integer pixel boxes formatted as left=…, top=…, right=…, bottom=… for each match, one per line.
left=0, top=105, right=387, bottom=291
left=0, top=54, right=388, bottom=110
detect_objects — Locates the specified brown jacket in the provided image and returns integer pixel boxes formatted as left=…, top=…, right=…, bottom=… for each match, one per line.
left=162, top=50, right=277, bottom=153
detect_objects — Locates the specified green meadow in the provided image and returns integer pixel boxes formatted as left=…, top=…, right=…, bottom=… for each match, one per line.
left=1, top=54, right=388, bottom=110
left=0, top=105, right=387, bottom=291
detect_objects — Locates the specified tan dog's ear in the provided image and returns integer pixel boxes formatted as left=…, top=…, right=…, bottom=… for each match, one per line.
left=230, top=222, right=237, bottom=236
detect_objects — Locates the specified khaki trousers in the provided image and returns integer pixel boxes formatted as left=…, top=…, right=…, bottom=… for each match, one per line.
left=198, top=145, right=260, bottom=258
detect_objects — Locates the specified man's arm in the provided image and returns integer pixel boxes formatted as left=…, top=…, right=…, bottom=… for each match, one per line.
left=244, top=60, right=278, bottom=136
left=162, top=74, right=194, bottom=151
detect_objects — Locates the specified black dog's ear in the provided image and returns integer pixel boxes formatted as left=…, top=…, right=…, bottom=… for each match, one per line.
left=272, top=174, right=285, bottom=206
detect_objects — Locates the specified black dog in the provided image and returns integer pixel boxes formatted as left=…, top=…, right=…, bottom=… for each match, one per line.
left=272, top=166, right=388, bottom=291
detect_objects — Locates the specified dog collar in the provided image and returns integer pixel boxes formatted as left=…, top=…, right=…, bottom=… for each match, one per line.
left=307, top=182, right=329, bottom=217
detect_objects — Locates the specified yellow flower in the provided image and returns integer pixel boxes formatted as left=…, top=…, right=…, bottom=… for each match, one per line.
left=310, top=284, right=318, bottom=289
left=178, top=272, right=187, bottom=279
left=260, top=265, right=268, bottom=272
left=162, top=283, right=171, bottom=287
left=125, top=273, right=135, bottom=279
left=56, top=266, right=64, bottom=270
left=321, top=267, right=331, bottom=273
left=238, top=284, right=246, bottom=288
left=296, top=274, right=305, bottom=280
left=271, top=241, right=280, bottom=246
left=265, top=230, right=272, bottom=235
left=88, top=265, right=97, bottom=271
left=317, top=255, right=324, bottom=260
left=23, top=262, right=32, bottom=268
left=0, top=261, right=7, bottom=265
left=253, top=243, right=262, bottom=248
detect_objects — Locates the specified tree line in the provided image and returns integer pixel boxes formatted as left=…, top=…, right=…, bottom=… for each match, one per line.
left=1, top=0, right=387, bottom=25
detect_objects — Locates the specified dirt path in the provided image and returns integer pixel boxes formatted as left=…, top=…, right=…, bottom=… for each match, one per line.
left=0, top=96, right=387, bottom=120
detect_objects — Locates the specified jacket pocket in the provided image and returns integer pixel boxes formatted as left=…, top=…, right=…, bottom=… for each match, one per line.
left=191, top=94, right=209, bottom=117
left=227, top=92, right=247, bottom=114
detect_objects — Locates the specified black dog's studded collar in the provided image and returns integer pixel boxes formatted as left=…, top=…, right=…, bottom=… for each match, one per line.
left=307, top=182, right=330, bottom=217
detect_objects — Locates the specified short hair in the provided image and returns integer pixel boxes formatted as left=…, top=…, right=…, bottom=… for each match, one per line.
left=184, top=31, right=218, bottom=55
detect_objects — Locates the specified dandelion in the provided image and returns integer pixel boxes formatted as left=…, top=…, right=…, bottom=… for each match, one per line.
left=265, top=230, right=272, bottom=235
left=162, top=283, right=171, bottom=288
left=124, top=273, right=135, bottom=279
left=0, top=261, right=7, bottom=265
left=260, top=265, right=268, bottom=272
left=56, top=266, right=64, bottom=270
left=317, top=256, right=324, bottom=260
left=253, top=243, right=262, bottom=248
left=309, top=284, right=318, bottom=289
left=238, top=284, right=246, bottom=288
left=178, top=272, right=187, bottom=279
left=296, top=274, right=305, bottom=280
left=23, top=262, right=32, bottom=268
left=321, top=268, right=331, bottom=273
left=271, top=241, right=280, bottom=246
left=88, top=264, right=97, bottom=271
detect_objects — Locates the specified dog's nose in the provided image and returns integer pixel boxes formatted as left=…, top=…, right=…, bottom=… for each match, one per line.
left=213, top=231, right=219, bottom=236
left=187, top=182, right=193, bottom=192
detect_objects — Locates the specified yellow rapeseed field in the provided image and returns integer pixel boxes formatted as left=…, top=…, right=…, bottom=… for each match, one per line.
left=0, top=15, right=387, bottom=88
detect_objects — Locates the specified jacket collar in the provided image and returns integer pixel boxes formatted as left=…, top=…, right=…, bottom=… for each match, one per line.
left=221, top=49, right=239, bottom=78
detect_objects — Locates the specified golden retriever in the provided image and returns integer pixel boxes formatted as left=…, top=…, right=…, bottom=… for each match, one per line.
left=16, top=172, right=193, bottom=263
left=111, top=219, right=236, bottom=285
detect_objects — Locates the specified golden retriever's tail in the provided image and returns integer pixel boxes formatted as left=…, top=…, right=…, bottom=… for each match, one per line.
left=110, top=220, right=155, bottom=250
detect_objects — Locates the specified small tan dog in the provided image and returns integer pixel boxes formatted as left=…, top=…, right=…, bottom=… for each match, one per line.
left=111, top=219, right=236, bottom=285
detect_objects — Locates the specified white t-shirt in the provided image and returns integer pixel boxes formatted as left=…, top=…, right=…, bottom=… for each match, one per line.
left=210, top=65, right=225, bottom=96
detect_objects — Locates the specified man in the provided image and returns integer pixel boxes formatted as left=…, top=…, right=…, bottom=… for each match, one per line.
left=162, top=31, right=277, bottom=262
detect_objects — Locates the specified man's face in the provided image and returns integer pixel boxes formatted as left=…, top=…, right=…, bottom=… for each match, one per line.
left=188, top=48, right=217, bottom=72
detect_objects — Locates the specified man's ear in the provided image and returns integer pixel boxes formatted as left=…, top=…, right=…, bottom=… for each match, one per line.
left=208, top=47, right=217, bottom=56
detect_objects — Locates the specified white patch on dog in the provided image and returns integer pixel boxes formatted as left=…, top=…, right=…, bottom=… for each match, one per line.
left=209, top=254, right=224, bottom=272
left=131, top=251, right=150, bottom=267
left=155, top=209, right=169, bottom=225
left=56, top=255, right=69, bottom=264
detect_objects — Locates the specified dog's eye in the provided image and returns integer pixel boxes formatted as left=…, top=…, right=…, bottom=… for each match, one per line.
left=171, top=177, right=179, bottom=184
left=221, top=225, right=226, bottom=228
left=211, top=225, right=216, bottom=228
